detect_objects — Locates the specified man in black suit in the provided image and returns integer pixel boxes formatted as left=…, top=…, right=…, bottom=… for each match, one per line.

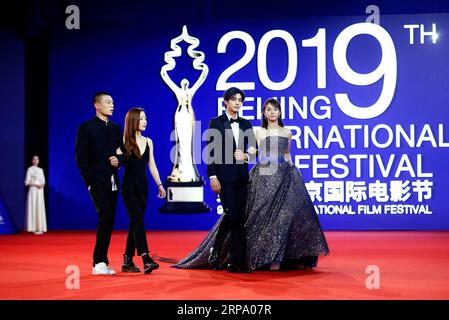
left=206, top=87, right=257, bottom=273
left=75, top=92, right=123, bottom=275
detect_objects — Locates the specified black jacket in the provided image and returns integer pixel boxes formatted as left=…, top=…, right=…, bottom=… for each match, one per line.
left=75, top=116, right=123, bottom=190
left=206, top=113, right=257, bottom=183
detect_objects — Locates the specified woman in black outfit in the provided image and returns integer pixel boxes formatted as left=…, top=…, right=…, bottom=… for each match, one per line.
left=118, top=107, right=166, bottom=274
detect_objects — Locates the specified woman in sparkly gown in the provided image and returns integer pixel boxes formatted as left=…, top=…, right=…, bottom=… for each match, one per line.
left=174, top=98, right=329, bottom=271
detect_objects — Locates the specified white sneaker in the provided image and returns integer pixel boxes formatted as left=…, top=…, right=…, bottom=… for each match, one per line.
left=92, top=262, right=116, bottom=275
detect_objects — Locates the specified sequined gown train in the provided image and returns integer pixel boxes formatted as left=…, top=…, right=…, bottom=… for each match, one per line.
left=174, top=135, right=329, bottom=270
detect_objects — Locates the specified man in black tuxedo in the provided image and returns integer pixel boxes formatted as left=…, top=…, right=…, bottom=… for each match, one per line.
left=75, top=92, right=123, bottom=275
left=206, top=87, right=257, bottom=273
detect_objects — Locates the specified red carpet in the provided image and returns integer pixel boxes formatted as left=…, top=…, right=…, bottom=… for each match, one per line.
left=0, top=231, right=448, bottom=300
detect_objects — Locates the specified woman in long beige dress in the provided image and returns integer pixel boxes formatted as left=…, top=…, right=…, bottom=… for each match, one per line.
left=25, top=155, right=47, bottom=234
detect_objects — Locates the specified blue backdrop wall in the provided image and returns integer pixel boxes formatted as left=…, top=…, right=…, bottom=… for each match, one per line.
left=0, top=28, right=24, bottom=231
left=47, top=1, right=449, bottom=230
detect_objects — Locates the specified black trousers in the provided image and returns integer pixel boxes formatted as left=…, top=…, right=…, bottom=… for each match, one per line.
left=213, top=180, right=248, bottom=266
left=122, top=176, right=149, bottom=257
left=89, top=183, right=118, bottom=266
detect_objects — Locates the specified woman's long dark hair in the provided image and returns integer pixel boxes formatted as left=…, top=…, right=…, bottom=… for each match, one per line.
left=124, top=107, right=144, bottom=159
left=261, top=98, right=284, bottom=129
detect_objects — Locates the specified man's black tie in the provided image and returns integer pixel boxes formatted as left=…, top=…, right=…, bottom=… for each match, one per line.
left=230, top=117, right=240, bottom=124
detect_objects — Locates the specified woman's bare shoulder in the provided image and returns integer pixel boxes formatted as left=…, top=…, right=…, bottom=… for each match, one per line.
left=282, top=126, right=292, bottom=137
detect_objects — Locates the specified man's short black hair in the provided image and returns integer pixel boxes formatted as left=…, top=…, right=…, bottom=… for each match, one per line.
left=93, top=92, right=112, bottom=105
left=223, top=87, right=245, bottom=102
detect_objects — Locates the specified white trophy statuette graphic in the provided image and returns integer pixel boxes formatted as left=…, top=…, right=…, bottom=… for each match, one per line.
left=159, top=25, right=210, bottom=213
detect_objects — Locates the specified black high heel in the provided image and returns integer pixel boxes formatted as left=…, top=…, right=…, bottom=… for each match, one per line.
left=121, top=254, right=141, bottom=273
left=142, top=253, right=159, bottom=274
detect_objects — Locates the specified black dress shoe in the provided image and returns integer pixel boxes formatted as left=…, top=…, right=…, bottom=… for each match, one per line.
left=208, top=248, right=219, bottom=270
left=227, top=264, right=251, bottom=273
left=142, top=253, right=159, bottom=274
left=121, top=254, right=141, bottom=273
